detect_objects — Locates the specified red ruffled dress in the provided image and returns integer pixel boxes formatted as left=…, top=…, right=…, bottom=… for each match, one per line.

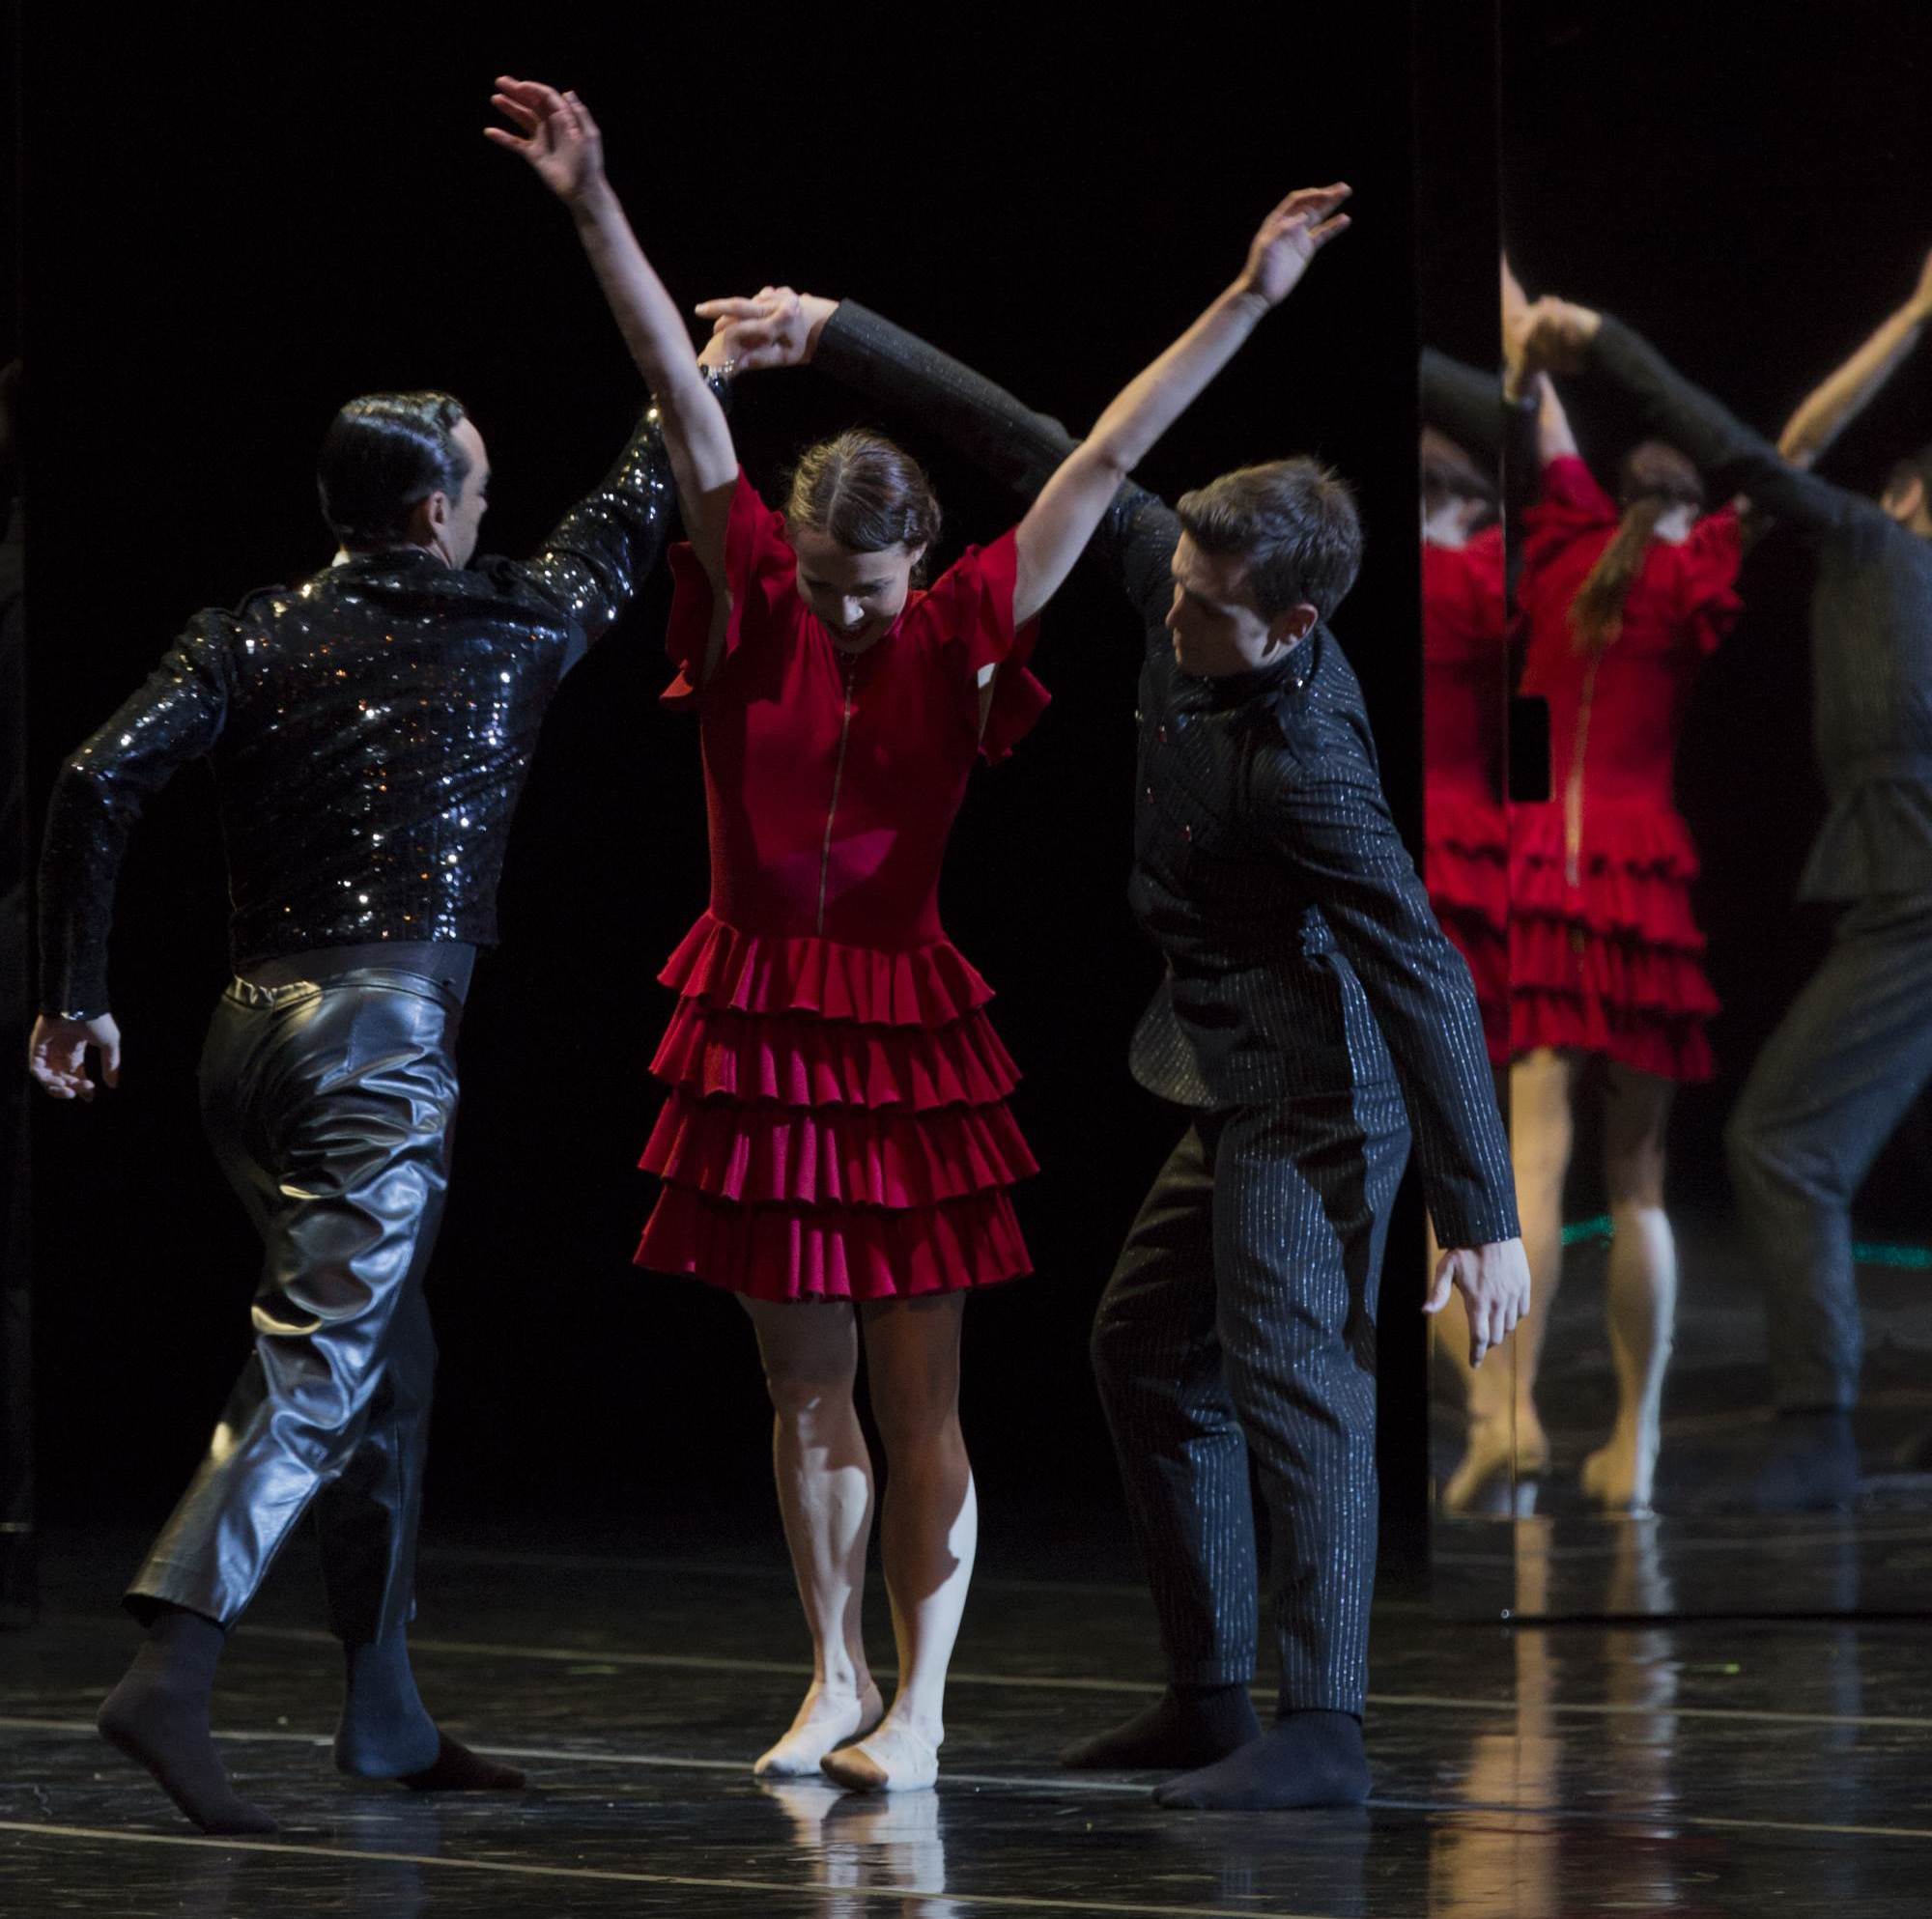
left=636, top=471, right=1047, bottom=1301
left=1423, top=527, right=1511, bottom=1068
left=1508, top=455, right=1743, bottom=1081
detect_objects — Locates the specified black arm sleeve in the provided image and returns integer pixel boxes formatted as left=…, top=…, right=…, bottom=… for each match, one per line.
left=812, top=300, right=1181, bottom=635
left=1589, top=316, right=1878, bottom=545
left=38, top=615, right=233, bottom=1016
left=1259, top=714, right=1520, bottom=1248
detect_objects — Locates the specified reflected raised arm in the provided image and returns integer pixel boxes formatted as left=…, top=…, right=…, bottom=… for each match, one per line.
left=1777, top=247, right=1932, bottom=469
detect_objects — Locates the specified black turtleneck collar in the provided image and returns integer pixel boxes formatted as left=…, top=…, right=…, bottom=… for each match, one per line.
left=1190, top=633, right=1316, bottom=710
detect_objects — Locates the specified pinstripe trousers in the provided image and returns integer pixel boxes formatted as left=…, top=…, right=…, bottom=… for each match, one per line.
left=1091, top=1087, right=1410, bottom=1717
left=1726, top=890, right=1932, bottom=1411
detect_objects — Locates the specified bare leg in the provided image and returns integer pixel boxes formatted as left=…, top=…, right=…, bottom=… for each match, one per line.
left=1442, top=1049, right=1572, bottom=1510
left=822, top=1294, right=974, bottom=1792
left=1582, top=1066, right=1677, bottom=1511
left=742, top=1298, right=883, bottom=1777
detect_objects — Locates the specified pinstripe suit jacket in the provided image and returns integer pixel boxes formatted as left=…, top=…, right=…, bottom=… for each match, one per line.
left=814, top=303, right=1520, bottom=1249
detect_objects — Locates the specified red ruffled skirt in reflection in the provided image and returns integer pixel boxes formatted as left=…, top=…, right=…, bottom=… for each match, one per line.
left=635, top=913, right=1036, bottom=1301
left=1506, top=803, right=1718, bottom=1083
left=1425, top=791, right=1510, bottom=1070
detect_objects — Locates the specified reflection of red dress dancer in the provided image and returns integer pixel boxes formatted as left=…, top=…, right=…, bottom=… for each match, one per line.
left=1422, top=522, right=1510, bottom=1066
left=637, top=471, right=1044, bottom=1298
left=1458, top=340, right=1747, bottom=1514
left=1510, top=453, right=1742, bottom=1079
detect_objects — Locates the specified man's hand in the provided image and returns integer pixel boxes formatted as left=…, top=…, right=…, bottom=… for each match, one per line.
left=1236, top=184, right=1352, bottom=309
left=1520, top=297, right=1602, bottom=376
left=28, top=1012, right=123, bottom=1103
left=693, top=287, right=838, bottom=373
left=485, top=76, right=605, bottom=204
left=1426, top=1236, right=1531, bottom=1369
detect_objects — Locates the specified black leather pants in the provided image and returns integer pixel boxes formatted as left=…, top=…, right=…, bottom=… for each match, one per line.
left=127, top=970, right=461, bottom=1639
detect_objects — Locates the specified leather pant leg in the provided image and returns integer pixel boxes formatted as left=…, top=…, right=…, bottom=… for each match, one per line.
left=127, top=971, right=461, bottom=1633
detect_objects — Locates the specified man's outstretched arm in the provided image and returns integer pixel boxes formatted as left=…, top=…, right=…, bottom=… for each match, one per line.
left=1778, top=249, right=1932, bottom=469
left=1522, top=299, right=1870, bottom=544
left=694, top=287, right=1183, bottom=634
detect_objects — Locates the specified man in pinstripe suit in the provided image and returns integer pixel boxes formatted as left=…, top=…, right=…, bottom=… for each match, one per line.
left=699, top=273, right=1529, bottom=1809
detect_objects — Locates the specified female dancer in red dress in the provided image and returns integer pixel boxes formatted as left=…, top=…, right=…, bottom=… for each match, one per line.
left=1452, top=313, right=1745, bottom=1512
left=489, top=76, right=1351, bottom=1788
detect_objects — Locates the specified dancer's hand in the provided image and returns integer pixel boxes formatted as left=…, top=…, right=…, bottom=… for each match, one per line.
left=694, top=287, right=837, bottom=373
left=1236, top=184, right=1352, bottom=309
left=1520, top=297, right=1601, bottom=376
left=27, top=1011, right=122, bottom=1102
left=486, top=77, right=605, bottom=204
left=1426, top=1236, right=1531, bottom=1369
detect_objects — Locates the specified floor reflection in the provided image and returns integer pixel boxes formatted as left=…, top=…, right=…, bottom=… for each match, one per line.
left=763, top=1779, right=958, bottom=1919
left=4, top=1529, right=1931, bottom=1915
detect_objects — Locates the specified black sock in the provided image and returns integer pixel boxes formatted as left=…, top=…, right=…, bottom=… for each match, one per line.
left=399, top=1734, right=526, bottom=1793
left=1752, top=1410, right=1861, bottom=1512
left=333, top=1624, right=440, bottom=1778
left=1153, top=1708, right=1369, bottom=1811
left=97, top=1605, right=277, bottom=1835
left=1060, top=1684, right=1262, bottom=1771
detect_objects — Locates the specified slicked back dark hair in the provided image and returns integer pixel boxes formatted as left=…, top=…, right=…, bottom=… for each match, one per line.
left=787, top=429, right=942, bottom=581
left=1178, top=459, right=1364, bottom=621
left=318, top=391, right=472, bottom=549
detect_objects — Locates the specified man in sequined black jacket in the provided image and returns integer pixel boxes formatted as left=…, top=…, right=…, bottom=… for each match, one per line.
left=696, top=286, right=1528, bottom=1809
left=28, top=379, right=698, bottom=1832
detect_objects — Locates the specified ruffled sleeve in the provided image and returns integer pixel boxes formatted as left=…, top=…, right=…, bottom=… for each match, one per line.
left=1675, top=504, right=1745, bottom=656
left=662, top=469, right=800, bottom=709
left=903, top=524, right=1049, bottom=763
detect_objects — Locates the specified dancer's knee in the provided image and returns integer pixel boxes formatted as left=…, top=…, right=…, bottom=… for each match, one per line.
left=761, top=1358, right=858, bottom=1427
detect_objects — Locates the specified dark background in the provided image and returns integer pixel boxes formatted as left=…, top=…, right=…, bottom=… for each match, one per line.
left=19, top=14, right=1435, bottom=1572
left=20, top=4, right=1928, bottom=1605
left=1501, top=0, right=1932, bottom=1231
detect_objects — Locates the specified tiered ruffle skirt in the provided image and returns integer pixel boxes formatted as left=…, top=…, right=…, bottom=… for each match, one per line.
left=1424, top=790, right=1510, bottom=1069
left=636, top=914, right=1037, bottom=1300
left=1506, top=804, right=1719, bottom=1082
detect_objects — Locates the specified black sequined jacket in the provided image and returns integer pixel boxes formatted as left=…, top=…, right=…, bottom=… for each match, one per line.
left=812, top=302, right=1519, bottom=1248
left=40, top=403, right=686, bottom=1017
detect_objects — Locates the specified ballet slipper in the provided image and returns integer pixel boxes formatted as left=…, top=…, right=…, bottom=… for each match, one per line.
left=1442, top=1410, right=1551, bottom=1513
left=754, top=1679, right=885, bottom=1778
left=819, top=1719, right=941, bottom=1793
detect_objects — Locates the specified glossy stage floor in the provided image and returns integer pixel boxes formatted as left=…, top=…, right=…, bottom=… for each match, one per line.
left=3, top=1523, right=1928, bottom=1917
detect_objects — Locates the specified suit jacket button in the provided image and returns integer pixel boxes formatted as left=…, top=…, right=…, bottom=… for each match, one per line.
left=1180, top=823, right=1193, bottom=842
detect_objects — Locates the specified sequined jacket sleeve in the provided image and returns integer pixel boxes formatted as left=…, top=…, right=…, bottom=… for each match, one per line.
left=1253, top=693, right=1520, bottom=1249
left=509, top=375, right=728, bottom=648
left=812, top=300, right=1177, bottom=635
left=38, top=611, right=235, bottom=1015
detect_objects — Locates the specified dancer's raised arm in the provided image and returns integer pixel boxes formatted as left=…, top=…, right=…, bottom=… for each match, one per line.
left=1778, top=249, right=1932, bottom=469
left=1007, top=186, right=1350, bottom=626
left=696, top=185, right=1352, bottom=632
left=488, top=78, right=735, bottom=588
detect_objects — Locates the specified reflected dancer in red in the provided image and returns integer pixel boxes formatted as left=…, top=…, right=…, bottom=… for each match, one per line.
left=1455, top=301, right=1747, bottom=1513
